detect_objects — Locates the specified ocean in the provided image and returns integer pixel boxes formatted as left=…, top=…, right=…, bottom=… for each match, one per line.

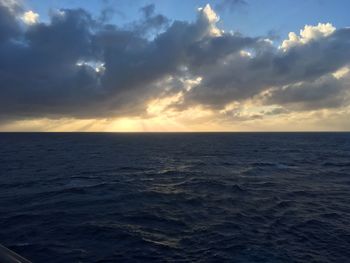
left=0, top=133, right=349, bottom=262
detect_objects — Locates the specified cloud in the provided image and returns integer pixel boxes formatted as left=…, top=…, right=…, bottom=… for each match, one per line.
left=182, top=23, right=350, bottom=110
left=280, top=23, right=336, bottom=50
left=215, top=0, right=247, bottom=12
left=21, top=10, right=39, bottom=25
left=134, top=4, right=169, bottom=36
left=262, top=74, right=350, bottom=110
left=0, top=3, right=227, bottom=121
left=0, top=1, right=349, bottom=130
left=0, top=0, right=21, bottom=42
left=198, top=4, right=222, bottom=36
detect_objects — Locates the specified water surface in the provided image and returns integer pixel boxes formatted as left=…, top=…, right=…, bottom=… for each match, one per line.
left=0, top=133, right=350, bottom=262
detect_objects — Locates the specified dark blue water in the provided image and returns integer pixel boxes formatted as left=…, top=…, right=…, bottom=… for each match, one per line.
left=1, top=133, right=350, bottom=263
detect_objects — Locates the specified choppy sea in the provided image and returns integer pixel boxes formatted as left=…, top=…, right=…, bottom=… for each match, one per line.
left=0, top=133, right=350, bottom=262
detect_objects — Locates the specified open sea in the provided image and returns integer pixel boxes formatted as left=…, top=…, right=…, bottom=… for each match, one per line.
left=0, top=132, right=350, bottom=263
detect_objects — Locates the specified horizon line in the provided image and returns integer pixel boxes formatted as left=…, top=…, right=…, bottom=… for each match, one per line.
left=0, top=131, right=350, bottom=133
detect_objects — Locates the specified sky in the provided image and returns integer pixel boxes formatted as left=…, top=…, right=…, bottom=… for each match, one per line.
left=0, top=0, right=350, bottom=131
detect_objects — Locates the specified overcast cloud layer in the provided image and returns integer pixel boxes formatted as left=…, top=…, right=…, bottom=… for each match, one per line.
left=0, top=0, right=349, bottom=129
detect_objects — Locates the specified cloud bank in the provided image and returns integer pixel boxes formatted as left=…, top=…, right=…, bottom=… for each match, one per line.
left=0, top=0, right=349, bottom=130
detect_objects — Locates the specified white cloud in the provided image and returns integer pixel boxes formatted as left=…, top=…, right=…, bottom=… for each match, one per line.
left=198, top=4, right=222, bottom=36
left=281, top=23, right=336, bottom=50
left=333, top=67, right=350, bottom=79
left=239, top=50, right=252, bottom=58
left=21, top=10, right=39, bottom=25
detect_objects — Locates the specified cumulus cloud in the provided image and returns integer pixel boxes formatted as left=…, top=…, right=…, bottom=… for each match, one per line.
left=182, top=23, right=350, bottom=110
left=0, top=1, right=349, bottom=129
left=0, top=3, right=227, bottom=121
left=281, top=23, right=336, bottom=50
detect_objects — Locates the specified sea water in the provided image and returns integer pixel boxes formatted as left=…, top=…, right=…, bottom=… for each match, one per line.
left=0, top=133, right=349, bottom=262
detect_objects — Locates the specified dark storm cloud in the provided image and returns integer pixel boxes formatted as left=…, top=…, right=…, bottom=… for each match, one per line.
left=0, top=1, right=350, bottom=123
left=263, top=75, right=349, bottom=110
left=134, top=4, right=169, bottom=35
left=0, top=7, right=101, bottom=119
left=0, top=2, right=237, bottom=120
left=184, top=28, right=350, bottom=108
left=0, top=0, right=21, bottom=42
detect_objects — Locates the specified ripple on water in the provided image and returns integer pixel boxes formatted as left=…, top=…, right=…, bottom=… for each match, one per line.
left=1, top=133, right=350, bottom=262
